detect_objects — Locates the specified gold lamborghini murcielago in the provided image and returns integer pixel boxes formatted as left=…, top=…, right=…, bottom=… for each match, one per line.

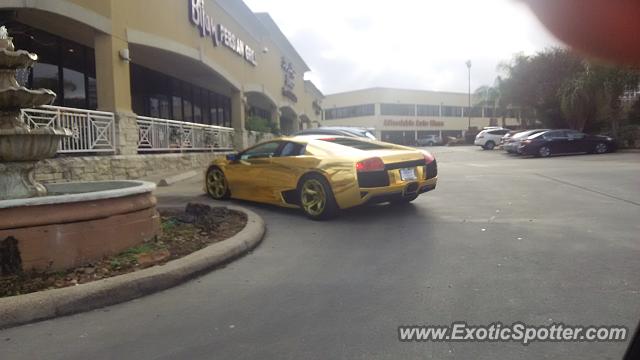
left=205, top=135, right=438, bottom=220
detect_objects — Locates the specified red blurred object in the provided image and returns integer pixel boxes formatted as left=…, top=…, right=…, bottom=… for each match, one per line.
left=356, top=157, right=385, bottom=172
left=423, top=152, right=435, bottom=164
left=522, top=0, right=640, bottom=65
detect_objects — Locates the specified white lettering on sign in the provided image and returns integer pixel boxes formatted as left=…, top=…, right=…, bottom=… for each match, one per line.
left=383, top=119, right=445, bottom=127
left=281, top=57, right=297, bottom=102
left=189, top=0, right=257, bottom=66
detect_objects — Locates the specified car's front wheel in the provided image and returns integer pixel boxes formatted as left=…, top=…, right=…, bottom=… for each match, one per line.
left=206, top=166, right=230, bottom=200
left=299, top=174, right=338, bottom=220
left=483, top=141, right=495, bottom=150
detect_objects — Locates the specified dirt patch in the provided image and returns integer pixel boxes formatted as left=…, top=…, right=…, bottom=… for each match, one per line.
left=0, top=204, right=246, bottom=298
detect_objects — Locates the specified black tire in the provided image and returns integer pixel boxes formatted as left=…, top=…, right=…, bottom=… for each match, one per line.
left=537, top=146, right=551, bottom=158
left=483, top=141, right=495, bottom=150
left=205, top=166, right=230, bottom=200
left=427, top=141, right=434, bottom=146
left=298, top=173, right=339, bottom=220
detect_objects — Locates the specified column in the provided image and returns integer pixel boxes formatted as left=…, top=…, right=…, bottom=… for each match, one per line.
left=270, top=107, right=281, bottom=134
left=231, top=91, right=247, bottom=150
left=94, top=33, right=137, bottom=155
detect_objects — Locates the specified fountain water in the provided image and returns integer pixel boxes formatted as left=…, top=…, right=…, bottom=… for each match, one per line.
left=0, top=27, right=160, bottom=273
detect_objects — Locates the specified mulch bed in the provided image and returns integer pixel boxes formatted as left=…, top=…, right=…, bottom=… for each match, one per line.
left=0, top=203, right=247, bottom=298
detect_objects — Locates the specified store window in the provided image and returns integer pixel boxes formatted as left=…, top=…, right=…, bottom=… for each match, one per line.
left=441, top=106, right=463, bottom=117
left=130, top=64, right=231, bottom=127
left=380, top=103, right=415, bottom=116
left=463, top=107, right=483, bottom=117
left=324, top=104, right=375, bottom=120
left=5, top=21, right=97, bottom=109
left=417, top=104, right=440, bottom=116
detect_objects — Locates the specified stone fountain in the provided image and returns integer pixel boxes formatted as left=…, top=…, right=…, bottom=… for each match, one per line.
left=0, top=27, right=160, bottom=274
left=0, top=26, right=72, bottom=199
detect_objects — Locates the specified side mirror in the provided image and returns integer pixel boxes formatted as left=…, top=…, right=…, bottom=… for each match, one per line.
left=226, top=153, right=239, bottom=162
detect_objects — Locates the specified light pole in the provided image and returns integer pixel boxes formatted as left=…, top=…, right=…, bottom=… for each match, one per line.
left=466, top=60, right=472, bottom=130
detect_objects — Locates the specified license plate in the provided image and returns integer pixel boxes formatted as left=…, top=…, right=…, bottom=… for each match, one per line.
left=400, top=167, right=417, bottom=181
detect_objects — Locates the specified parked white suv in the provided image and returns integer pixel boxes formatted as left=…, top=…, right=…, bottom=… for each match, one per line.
left=474, top=128, right=510, bottom=150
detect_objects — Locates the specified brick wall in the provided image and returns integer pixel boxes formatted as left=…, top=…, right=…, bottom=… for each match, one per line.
left=35, top=152, right=231, bottom=183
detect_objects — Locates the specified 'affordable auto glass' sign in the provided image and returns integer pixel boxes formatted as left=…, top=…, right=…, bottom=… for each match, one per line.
left=189, top=0, right=257, bottom=66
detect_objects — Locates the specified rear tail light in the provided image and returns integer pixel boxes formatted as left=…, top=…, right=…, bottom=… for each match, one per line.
left=356, top=157, right=385, bottom=172
left=423, top=152, right=435, bottom=164
left=522, top=140, right=532, bottom=144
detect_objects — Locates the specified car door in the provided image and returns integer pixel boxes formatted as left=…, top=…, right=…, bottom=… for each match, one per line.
left=566, top=131, right=589, bottom=153
left=489, top=129, right=509, bottom=143
left=267, top=141, right=317, bottom=202
left=544, top=130, right=570, bottom=153
left=224, top=141, right=282, bottom=202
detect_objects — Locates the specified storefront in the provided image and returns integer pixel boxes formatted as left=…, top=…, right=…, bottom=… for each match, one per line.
left=323, top=88, right=520, bottom=145
left=1, top=0, right=324, bottom=182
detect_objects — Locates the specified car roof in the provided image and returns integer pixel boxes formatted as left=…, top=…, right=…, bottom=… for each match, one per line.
left=295, top=127, right=370, bottom=137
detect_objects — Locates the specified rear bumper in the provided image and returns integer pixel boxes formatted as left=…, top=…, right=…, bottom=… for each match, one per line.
left=518, top=144, right=538, bottom=155
left=357, top=177, right=437, bottom=206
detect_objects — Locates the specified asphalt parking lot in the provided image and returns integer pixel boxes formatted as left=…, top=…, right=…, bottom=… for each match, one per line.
left=2, top=147, right=639, bottom=360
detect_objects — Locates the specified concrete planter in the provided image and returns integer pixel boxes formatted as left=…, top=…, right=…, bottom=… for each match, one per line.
left=0, top=180, right=160, bottom=272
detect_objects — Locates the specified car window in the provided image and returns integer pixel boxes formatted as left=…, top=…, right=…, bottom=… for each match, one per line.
left=240, top=142, right=281, bottom=160
left=512, top=131, right=533, bottom=139
left=489, top=130, right=508, bottom=135
left=319, top=137, right=388, bottom=150
left=544, top=131, right=567, bottom=139
left=568, top=131, right=586, bottom=139
left=279, top=142, right=306, bottom=157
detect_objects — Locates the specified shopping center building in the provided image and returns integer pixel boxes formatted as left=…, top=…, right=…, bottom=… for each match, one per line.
left=1, top=0, right=323, bottom=181
left=323, top=88, right=521, bottom=145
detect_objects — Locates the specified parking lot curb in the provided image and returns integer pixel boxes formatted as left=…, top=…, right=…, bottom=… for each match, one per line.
left=0, top=206, right=265, bottom=330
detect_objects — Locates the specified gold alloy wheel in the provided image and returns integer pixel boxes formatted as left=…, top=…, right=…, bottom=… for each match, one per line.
left=301, top=179, right=326, bottom=216
left=207, top=168, right=228, bottom=198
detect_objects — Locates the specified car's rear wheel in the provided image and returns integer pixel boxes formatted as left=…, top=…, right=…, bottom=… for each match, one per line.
left=483, top=141, right=495, bottom=150
left=594, top=142, right=608, bottom=154
left=206, top=167, right=230, bottom=200
left=299, top=174, right=338, bottom=220
left=427, top=141, right=434, bottom=146
left=538, top=146, right=551, bottom=157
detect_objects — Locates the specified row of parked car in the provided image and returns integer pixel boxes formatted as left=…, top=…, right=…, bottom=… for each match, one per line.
left=474, top=127, right=617, bottom=157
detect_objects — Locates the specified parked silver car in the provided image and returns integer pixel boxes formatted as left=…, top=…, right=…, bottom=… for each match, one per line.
left=416, top=134, right=443, bottom=146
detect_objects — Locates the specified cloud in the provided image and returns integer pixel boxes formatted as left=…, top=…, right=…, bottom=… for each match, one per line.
left=245, top=0, right=562, bottom=94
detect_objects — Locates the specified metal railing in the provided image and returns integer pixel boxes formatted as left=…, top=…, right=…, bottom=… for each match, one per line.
left=136, top=116, right=234, bottom=152
left=21, top=105, right=116, bottom=154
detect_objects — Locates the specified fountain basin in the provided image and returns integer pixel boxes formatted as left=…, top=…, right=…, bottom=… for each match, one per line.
left=0, top=180, right=160, bottom=272
left=0, top=48, right=38, bottom=69
left=0, top=87, right=56, bottom=110
left=0, top=127, right=71, bottom=161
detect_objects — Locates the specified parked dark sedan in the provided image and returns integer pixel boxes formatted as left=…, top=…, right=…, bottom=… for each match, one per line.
left=518, top=130, right=617, bottom=157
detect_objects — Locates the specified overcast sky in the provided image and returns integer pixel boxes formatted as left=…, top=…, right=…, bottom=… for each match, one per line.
left=244, top=0, right=563, bottom=95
